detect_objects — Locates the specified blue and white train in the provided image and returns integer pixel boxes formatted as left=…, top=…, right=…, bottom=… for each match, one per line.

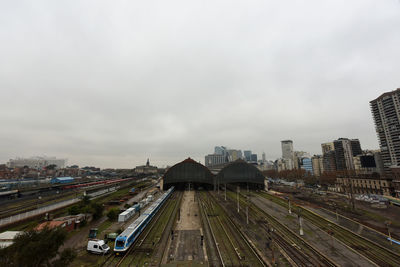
left=114, top=186, right=174, bottom=255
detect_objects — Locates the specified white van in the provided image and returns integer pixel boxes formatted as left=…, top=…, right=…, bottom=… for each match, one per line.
left=87, top=239, right=110, bottom=254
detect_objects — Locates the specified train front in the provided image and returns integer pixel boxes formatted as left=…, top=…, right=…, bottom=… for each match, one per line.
left=113, top=236, right=128, bottom=255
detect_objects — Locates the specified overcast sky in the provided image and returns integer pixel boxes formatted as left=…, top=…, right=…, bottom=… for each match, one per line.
left=1, top=0, right=399, bottom=168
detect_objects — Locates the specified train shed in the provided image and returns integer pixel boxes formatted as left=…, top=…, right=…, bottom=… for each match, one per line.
left=215, top=159, right=266, bottom=189
left=162, top=158, right=214, bottom=190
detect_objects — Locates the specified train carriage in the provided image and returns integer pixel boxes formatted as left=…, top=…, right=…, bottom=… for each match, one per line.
left=114, top=187, right=174, bottom=255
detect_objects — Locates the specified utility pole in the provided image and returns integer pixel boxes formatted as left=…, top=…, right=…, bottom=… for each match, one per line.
left=237, top=186, right=240, bottom=213
left=386, top=221, right=392, bottom=245
left=298, top=209, right=304, bottom=236
left=267, top=224, right=275, bottom=265
left=224, top=183, right=227, bottom=201
left=328, top=224, right=334, bottom=249
left=349, top=177, right=356, bottom=210
left=335, top=207, right=339, bottom=222
left=246, top=194, right=249, bottom=225
left=285, top=196, right=291, bottom=214
left=217, top=178, right=219, bottom=194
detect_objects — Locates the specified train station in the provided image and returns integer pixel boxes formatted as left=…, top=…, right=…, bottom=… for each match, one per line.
left=161, top=158, right=268, bottom=191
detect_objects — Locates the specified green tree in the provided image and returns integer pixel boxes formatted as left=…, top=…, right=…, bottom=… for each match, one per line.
left=82, top=195, right=91, bottom=206
left=90, top=202, right=104, bottom=220
left=106, top=208, right=120, bottom=221
left=45, top=164, right=57, bottom=170
left=0, top=227, right=76, bottom=267
left=67, top=205, right=81, bottom=215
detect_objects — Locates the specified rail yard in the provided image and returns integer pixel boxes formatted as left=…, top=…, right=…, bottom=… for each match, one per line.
left=3, top=158, right=400, bottom=267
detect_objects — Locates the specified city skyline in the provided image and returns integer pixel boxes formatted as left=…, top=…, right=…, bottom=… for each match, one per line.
left=1, top=1, right=400, bottom=168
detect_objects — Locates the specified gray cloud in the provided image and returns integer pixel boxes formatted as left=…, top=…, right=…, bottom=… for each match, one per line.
left=1, top=0, right=400, bottom=168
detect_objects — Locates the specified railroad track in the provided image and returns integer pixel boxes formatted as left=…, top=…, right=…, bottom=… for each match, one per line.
left=197, top=191, right=224, bottom=266
left=220, top=190, right=337, bottom=267
left=0, top=192, right=77, bottom=219
left=258, top=191, right=400, bottom=267
left=199, top=191, right=267, bottom=267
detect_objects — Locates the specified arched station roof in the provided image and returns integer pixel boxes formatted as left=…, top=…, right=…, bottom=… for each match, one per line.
left=163, top=158, right=214, bottom=187
left=215, top=159, right=265, bottom=185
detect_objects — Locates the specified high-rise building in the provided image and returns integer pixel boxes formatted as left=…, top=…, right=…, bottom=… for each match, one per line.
left=244, top=150, right=252, bottom=161
left=320, top=138, right=362, bottom=171
left=215, top=146, right=228, bottom=156
left=311, top=155, right=324, bottom=177
left=206, top=146, right=243, bottom=167
left=333, top=138, right=361, bottom=170
left=293, top=151, right=310, bottom=169
left=321, top=142, right=334, bottom=154
left=250, top=154, right=258, bottom=162
left=373, top=150, right=384, bottom=174
left=205, top=154, right=226, bottom=167
left=301, top=158, right=313, bottom=175
left=262, top=152, right=266, bottom=162
left=353, top=153, right=377, bottom=175
left=281, top=140, right=294, bottom=160
left=323, top=151, right=337, bottom=172
left=370, top=88, right=400, bottom=172
left=227, top=149, right=242, bottom=161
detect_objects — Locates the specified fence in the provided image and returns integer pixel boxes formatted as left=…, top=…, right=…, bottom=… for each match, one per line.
left=0, top=198, right=80, bottom=228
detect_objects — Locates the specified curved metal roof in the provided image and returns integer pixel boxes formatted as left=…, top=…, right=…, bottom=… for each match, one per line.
left=215, top=159, right=265, bottom=184
left=163, top=158, right=214, bottom=186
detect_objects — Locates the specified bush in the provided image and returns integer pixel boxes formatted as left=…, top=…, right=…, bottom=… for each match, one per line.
left=107, top=208, right=120, bottom=221
left=68, top=205, right=81, bottom=215
left=90, top=202, right=104, bottom=220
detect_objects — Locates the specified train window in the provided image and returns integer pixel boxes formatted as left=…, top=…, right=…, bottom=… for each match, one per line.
left=116, top=240, right=125, bottom=248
